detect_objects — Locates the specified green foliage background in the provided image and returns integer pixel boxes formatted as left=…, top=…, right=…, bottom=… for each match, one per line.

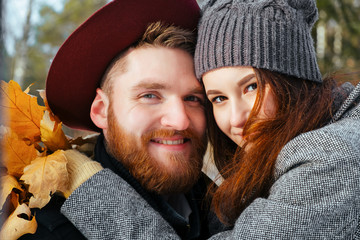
left=2, top=0, right=360, bottom=95
left=2, top=0, right=108, bottom=95
left=315, top=0, right=360, bottom=79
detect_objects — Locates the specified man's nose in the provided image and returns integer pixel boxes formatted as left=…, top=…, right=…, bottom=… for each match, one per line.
left=160, top=99, right=190, bottom=130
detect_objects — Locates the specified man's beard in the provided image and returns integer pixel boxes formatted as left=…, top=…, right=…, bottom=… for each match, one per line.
left=105, top=106, right=207, bottom=195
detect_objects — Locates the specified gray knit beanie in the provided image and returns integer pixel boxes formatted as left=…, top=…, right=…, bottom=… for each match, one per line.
left=195, top=0, right=322, bottom=82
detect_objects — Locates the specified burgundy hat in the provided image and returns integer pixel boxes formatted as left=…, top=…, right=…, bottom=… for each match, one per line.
left=46, top=0, right=200, bottom=131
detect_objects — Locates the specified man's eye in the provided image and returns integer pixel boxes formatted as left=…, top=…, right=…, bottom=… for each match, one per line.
left=138, top=93, right=161, bottom=103
left=211, top=96, right=226, bottom=103
left=142, top=93, right=157, bottom=99
left=185, top=95, right=203, bottom=103
left=244, top=83, right=257, bottom=93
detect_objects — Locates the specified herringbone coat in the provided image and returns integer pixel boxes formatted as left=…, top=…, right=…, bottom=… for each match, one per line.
left=62, top=83, right=360, bottom=239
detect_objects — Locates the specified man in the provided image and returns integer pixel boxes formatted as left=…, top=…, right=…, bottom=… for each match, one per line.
left=21, top=0, right=216, bottom=239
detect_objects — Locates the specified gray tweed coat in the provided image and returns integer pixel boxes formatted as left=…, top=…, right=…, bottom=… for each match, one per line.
left=62, top=83, right=360, bottom=239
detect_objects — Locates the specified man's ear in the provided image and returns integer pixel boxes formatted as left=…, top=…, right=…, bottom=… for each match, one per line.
left=90, top=88, right=109, bottom=130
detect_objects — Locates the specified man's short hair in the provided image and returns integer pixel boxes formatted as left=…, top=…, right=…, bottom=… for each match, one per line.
left=100, top=21, right=196, bottom=94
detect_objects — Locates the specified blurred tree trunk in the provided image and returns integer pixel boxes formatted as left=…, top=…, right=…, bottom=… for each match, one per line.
left=12, top=0, right=34, bottom=87
left=0, top=0, right=6, bottom=81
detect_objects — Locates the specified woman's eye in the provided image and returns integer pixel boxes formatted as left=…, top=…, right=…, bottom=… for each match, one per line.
left=244, top=83, right=257, bottom=93
left=211, top=96, right=226, bottom=103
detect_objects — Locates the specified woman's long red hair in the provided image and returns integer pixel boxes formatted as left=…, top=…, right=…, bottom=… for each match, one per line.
left=206, top=68, right=340, bottom=225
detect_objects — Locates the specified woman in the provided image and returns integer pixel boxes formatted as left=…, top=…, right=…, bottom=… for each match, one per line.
left=195, top=0, right=360, bottom=232
left=62, top=0, right=360, bottom=238
left=193, top=0, right=360, bottom=237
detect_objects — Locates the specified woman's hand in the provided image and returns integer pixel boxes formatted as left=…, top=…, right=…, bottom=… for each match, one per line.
left=63, top=149, right=103, bottom=196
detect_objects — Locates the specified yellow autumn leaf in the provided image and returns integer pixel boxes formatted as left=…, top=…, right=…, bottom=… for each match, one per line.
left=0, top=175, right=22, bottom=209
left=0, top=80, right=45, bottom=143
left=37, top=89, right=51, bottom=111
left=70, top=133, right=99, bottom=157
left=40, top=110, right=71, bottom=152
left=3, top=130, right=38, bottom=177
left=0, top=203, right=37, bottom=240
left=38, top=89, right=62, bottom=123
left=20, top=150, right=69, bottom=209
left=24, top=83, right=33, bottom=94
left=9, top=191, right=20, bottom=213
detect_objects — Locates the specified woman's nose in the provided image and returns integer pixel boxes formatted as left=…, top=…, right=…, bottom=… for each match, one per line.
left=230, top=102, right=248, bottom=128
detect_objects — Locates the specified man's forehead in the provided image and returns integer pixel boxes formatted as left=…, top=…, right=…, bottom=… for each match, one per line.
left=130, top=79, right=203, bottom=93
left=109, top=47, right=201, bottom=92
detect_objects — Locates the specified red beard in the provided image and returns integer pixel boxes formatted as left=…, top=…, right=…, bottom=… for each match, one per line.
left=106, top=105, right=207, bottom=195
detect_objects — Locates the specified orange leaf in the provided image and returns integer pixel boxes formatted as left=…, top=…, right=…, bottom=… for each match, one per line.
left=10, top=191, right=20, bottom=215
left=3, top=130, right=38, bottom=177
left=0, top=175, right=22, bottom=209
left=40, top=110, right=71, bottom=152
left=0, top=80, right=45, bottom=143
left=20, top=150, right=69, bottom=209
left=38, top=89, right=51, bottom=112
left=0, top=203, right=37, bottom=240
left=38, top=89, right=63, bottom=124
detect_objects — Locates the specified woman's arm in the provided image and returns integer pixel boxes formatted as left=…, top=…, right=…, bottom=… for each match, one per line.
left=62, top=168, right=180, bottom=239
left=61, top=115, right=360, bottom=239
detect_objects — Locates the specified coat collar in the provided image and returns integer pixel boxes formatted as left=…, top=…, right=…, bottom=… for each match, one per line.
left=331, top=82, right=360, bottom=123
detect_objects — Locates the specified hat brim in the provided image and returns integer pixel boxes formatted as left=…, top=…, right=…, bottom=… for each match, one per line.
left=46, top=0, right=200, bottom=131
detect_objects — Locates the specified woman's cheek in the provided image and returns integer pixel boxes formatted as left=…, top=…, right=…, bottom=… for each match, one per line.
left=214, top=108, right=228, bottom=134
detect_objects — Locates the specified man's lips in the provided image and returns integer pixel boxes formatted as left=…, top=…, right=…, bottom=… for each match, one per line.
left=150, top=137, right=190, bottom=145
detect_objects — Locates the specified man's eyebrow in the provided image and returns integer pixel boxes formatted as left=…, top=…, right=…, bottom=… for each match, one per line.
left=191, top=86, right=205, bottom=95
left=131, top=82, right=167, bottom=90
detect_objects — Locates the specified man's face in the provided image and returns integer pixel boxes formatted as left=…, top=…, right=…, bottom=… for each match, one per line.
left=100, top=47, right=207, bottom=194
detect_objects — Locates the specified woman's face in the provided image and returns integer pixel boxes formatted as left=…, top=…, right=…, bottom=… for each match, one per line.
left=203, top=66, right=276, bottom=147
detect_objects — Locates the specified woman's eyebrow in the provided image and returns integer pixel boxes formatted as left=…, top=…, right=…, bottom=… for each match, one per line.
left=206, top=73, right=256, bottom=96
left=237, top=73, right=256, bottom=87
